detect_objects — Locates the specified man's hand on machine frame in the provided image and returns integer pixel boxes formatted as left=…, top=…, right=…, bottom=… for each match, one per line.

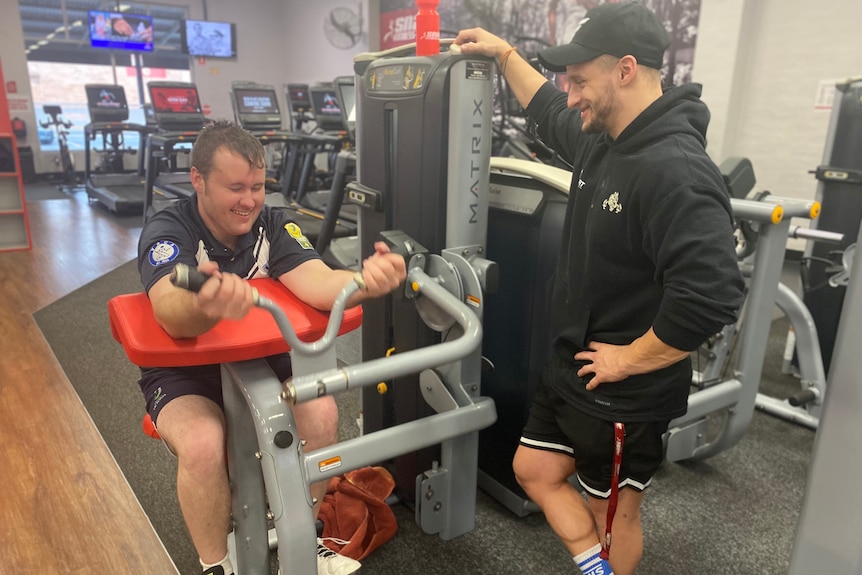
left=453, top=27, right=512, bottom=60
left=356, top=242, right=407, bottom=298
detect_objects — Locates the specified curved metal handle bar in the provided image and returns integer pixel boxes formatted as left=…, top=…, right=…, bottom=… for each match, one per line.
left=283, top=266, right=482, bottom=405
left=170, top=262, right=362, bottom=357
left=256, top=279, right=360, bottom=357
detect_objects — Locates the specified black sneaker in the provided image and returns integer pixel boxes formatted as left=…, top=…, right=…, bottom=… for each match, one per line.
left=201, top=566, right=231, bottom=575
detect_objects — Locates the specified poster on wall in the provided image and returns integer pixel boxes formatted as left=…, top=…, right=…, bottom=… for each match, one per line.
left=379, top=0, right=702, bottom=85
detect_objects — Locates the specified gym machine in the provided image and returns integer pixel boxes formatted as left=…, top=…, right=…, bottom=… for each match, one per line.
left=477, top=157, right=571, bottom=517
left=83, top=84, right=151, bottom=214
left=39, top=105, right=77, bottom=191
left=801, top=77, right=862, bottom=376
left=666, top=195, right=823, bottom=461
left=787, top=219, right=862, bottom=575
left=229, top=80, right=299, bottom=191
left=141, top=81, right=206, bottom=221
left=108, top=258, right=497, bottom=574
left=695, top=158, right=846, bottom=430
left=353, top=43, right=498, bottom=509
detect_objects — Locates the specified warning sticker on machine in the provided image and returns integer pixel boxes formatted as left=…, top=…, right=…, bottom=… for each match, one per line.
left=319, top=456, right=343, bottom=473
left=466, top=61, right=491, bottom=81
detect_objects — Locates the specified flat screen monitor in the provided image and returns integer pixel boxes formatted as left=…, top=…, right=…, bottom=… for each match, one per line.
left=148, top=82, right=205, bottom=132
left=89, top=10, right=154, bottom=52
left=286, top=84, right=312, bottom=115
left=232, top=85, right=282, bottom=130
left=181, top=19, right=237, bottom=58
left=309, top=86, right=345, bottom=132
left=334, top=76, right=355, bottom=138
left=85, top=84, right=130, bottom=123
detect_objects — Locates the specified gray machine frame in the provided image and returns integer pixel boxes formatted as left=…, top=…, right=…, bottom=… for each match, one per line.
left=353, top=44, right=497, bottom=505
left=788, top=219, right=862, bottom=574
left=666, top=196, right=821, bottom=461
left=166, top=264, right=497, bottom=574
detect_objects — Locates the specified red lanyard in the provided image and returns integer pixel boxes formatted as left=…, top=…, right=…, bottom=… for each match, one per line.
left=601, top=422, right=625, bottom=560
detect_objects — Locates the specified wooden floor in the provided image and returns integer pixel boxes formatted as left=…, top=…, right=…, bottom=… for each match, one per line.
left=0, top=191, right=179, bottom=574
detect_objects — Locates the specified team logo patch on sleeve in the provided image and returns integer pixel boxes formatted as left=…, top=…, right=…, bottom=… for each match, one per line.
left=284, top=222, right=313, bottom=250
left=148, top=240, right=179, bottom=266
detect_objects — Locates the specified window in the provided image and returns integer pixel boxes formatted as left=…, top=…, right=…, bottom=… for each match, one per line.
left=20, top=1, right=191, bottom=152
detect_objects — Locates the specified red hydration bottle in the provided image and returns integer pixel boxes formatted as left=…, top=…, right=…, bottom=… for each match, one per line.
left=415, top=0, right=440, bottom=56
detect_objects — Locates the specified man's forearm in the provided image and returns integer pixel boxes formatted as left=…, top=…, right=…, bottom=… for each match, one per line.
left=624, top=327, right=690, bottom=374
left=497, top=49, right=550, bottom=110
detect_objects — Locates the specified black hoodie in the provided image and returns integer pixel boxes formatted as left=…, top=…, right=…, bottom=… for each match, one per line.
left=527, top=81, right=745, bottom=422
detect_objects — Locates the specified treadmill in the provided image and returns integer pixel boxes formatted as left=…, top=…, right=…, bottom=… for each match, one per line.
left=229, top=80, right=301, bottom=192
left=315, top=75, right=360, bottom=268
left=142, top=81, right=205, bottom=221
left=288, top=84, right=351, bottom=210
left=83, top=84, right=151, bottom=215
left=232, top=80, right=357, bottom=268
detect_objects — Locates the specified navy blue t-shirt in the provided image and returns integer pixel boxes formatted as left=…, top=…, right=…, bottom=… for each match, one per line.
left=138, top=197, right=320, bottom=293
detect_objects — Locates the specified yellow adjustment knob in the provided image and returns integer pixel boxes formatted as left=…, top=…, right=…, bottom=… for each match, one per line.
left=771, top=205, right=784, bottom=224
left=810, top=202, right=821, bottom=219
left=411, top=281, right=419, bottom=293
left=377, top=382, right=388, bottom=394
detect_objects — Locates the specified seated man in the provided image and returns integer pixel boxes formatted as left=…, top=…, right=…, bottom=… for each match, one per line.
left=137, top=119, right=406, bottom=575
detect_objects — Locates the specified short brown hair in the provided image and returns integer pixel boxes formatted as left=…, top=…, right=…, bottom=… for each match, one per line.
left=190, top=119, right=265, bottom=179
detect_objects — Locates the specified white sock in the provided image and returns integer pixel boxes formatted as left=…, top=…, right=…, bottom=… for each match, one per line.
left=200, top=552, right=233, bottom=574
left=573, top=543, right=614, bottom=575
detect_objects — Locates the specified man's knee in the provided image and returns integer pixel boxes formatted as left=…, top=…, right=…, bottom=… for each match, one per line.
left=157, top=398, right=226, bottom=472
left=293, top=396, right=339, bottom=449
left=513, top=446, right=574, bottom=494
left=174, top=422, right=226, bottom=475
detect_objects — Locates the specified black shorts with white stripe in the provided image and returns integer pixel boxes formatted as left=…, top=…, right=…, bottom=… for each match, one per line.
left=519, top=372, right=669, bottom=499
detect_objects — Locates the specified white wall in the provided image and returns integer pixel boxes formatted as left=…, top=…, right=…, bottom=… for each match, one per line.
left=714, top=0, right=862, bottom=201
left=183, top=0, right=289, bottom=122
left=280, top=0, right=370, bottom=85
left=695, top=0, right=862, bottom=249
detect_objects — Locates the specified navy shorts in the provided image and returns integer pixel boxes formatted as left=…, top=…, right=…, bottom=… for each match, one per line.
left=520, top=363, right=669, bottom=499
left=138, top=353, right=293, bottom=425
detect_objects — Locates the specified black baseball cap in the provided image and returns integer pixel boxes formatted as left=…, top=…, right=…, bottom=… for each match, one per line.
left=537, top=2, right=670, bottom=72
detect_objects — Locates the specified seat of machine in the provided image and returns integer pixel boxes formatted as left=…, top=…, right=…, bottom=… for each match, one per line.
left=109, top=277, right=363, bottom=367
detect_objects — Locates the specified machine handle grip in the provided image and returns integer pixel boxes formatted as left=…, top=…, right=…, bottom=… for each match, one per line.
left=170, top=263, right=260, bottom=304
left=790, top=226, right=844, bottom=244
left=170, top=263, right=209, bottom=292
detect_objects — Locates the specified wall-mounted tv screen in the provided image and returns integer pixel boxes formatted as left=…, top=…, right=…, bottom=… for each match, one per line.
left=181, top=19, right=237, bottom=58
left=150, top=85, right=202, bottom=115
left=89, top=10, right=154, bottom=52
left=235, top=88, right=279, bottom=116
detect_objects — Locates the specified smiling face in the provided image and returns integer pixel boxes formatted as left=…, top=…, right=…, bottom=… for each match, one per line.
left=192, top=146, right=266, bottom=249
left=565, top=56, right=622, bottom=136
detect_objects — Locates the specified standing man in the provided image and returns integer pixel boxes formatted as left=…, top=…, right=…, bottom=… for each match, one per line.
left=456, top=3, right=744, bottom=575
left=137, top=120, right=406, bottom=575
